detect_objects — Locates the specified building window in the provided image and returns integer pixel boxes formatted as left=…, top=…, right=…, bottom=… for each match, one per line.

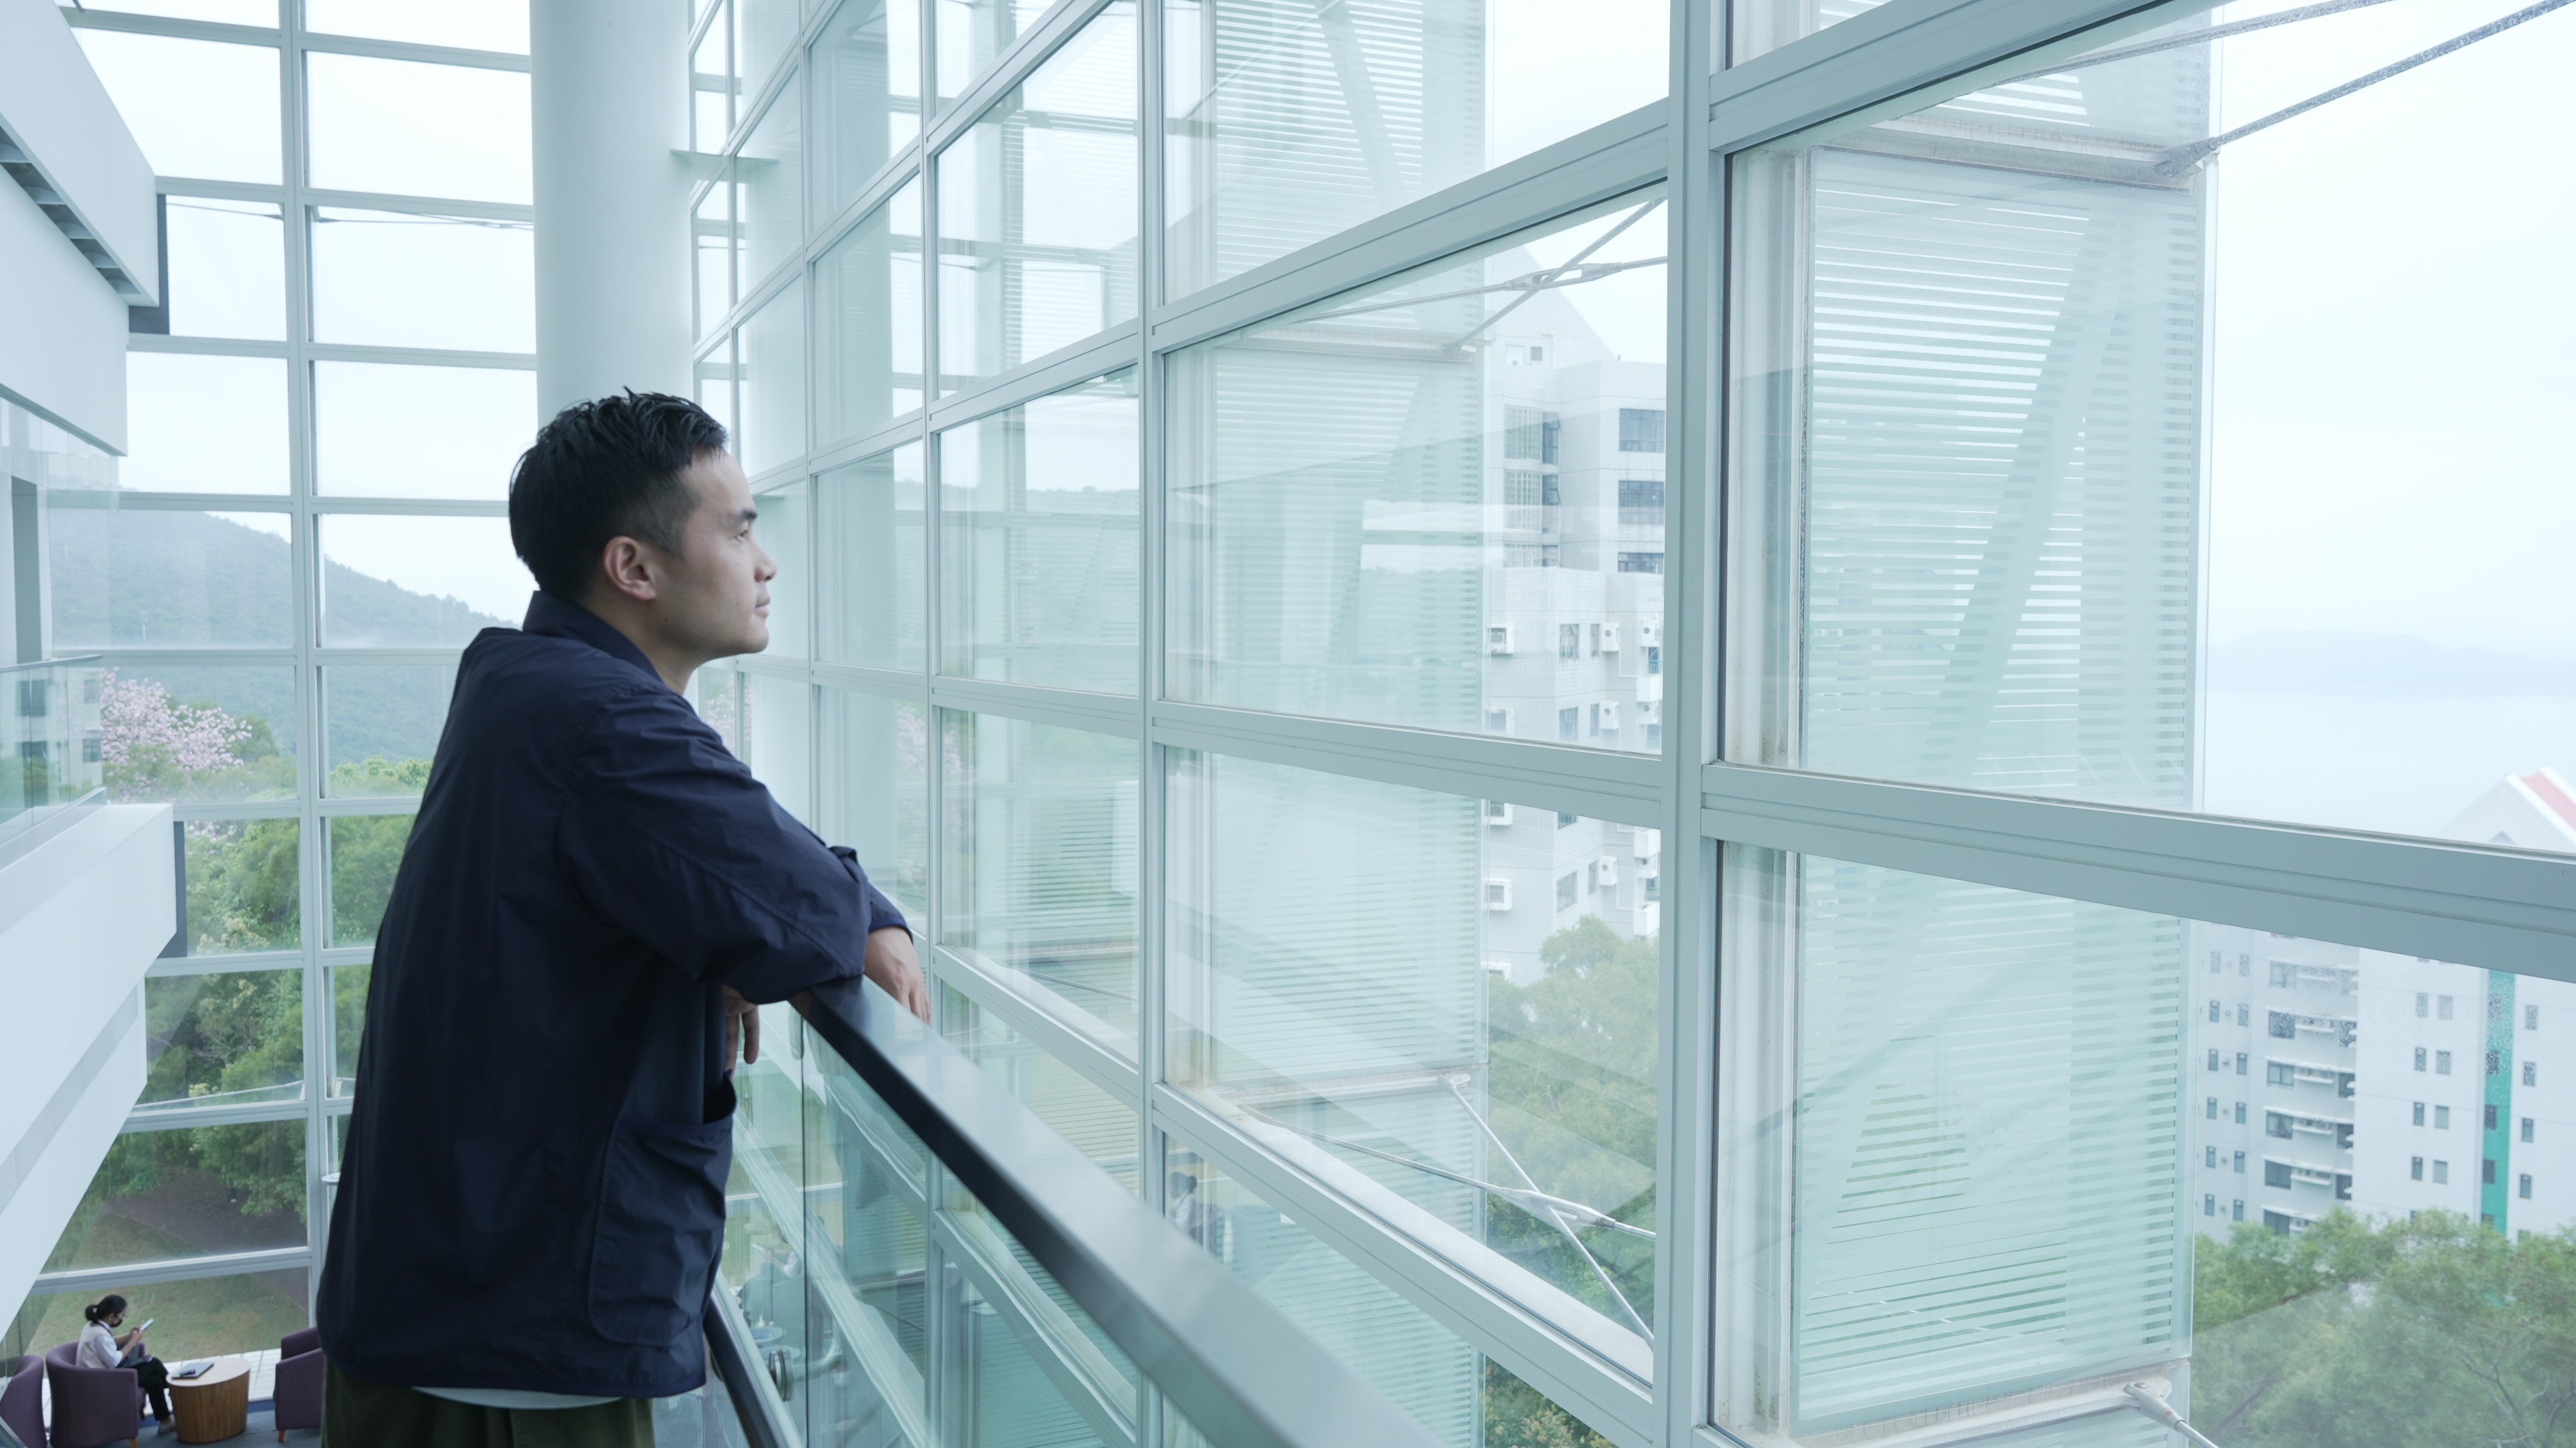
left=2486, top=1104, right=2499, bottom=1130
left=2204, top=1194, right=2216, bottom=1216
left=2487, top=1050, right=2502, bottom=1076
left=1484, top=879, right=1512, bottom=912
left=1557, top=811, right=1577, bottom=828
left=2416, top=1048, right=2429, bottom=1072
left=2412, top=1156, right=2425, bottom=1181
left=2527, top=1062, right=2539, bottom=1087
left=2205, top=1146, right=2218, bottom=1168
left=2434, top=1161, right=2451, bottom=1184
left=2208, top=1048, right=2221, bottom=1072
left=2236, top=1052, right=2250, bottom=1076
left=2233, top=1200, right=2245, bottom=1221
left=2208, top=999, right=2221, bottom=1023
left=2521, top=1174, right=2533, bottom=1200
left=1617, top=407, right=1666, bottom=452
left=2236, top=1101, right=2249, bottom=1124
left=2524, top=1117, right=2536, bottom=1144
left=2484, top=1159, right=2497, bottom=1185
left=2238, top=1003, right=2250, bottom=1026
left=1482, top=799, right=1512, bottom=826
left=2268, top=1011, right=2297, bottom=1039
left=2266, top=1112, right=2292, bottom=1139
left=2267, top=1062, right=2296, bottom=1087
left=2207, top=1097, right=2219, bottom=1119
left=2438, top=994, right=2455, bottom=1019
left=2437, top=1050, right=2453, bottom=1075
left=2436, top=1105, right=2451, bottom=1129
left=2270, top=961, right=2294, bottom=987
left=2413, top=1101, right=2426, bottom=1125
left=2417, top=991, right=2430, bottom=1017
left=1616, top=552, right=1665, bottom=574
left=1555, top=872, right=1578, bottom=910
left=2336, top=1173, right=2352, bottom=1201
left=1619, top=476, right=1665, bottom=511
left=2211, top=951, right=2223, bottom=974
left=1484, top=708, right=1512, bottom=733
left=2528, top=1004, right=2541, bottom=1031
left=2264, top=1160, right=2293, bottom=1189
left=1505, top=405, right=1547, bottom=460
left=1558, top=708, right=1579, bottom=742
left=2240, top=955, right=2252, bottom=978
left=2233, top=1150, right=2246, bottom=1173
left=2264, top=1211, right=2294, bottom=1235
left=1560, top=624, right=1581, bottom=659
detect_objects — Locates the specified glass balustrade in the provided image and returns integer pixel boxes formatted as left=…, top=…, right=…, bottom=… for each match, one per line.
left=0, top=657, right=106, bottom=856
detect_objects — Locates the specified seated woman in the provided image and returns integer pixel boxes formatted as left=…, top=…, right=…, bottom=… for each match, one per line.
left=77, top=1294, right=172, bottom=1430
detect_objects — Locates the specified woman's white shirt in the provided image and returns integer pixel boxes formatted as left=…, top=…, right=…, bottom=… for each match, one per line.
left=76, top=1321, right=124, bottom=1370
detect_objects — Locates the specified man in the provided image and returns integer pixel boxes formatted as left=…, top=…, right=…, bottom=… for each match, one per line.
left=317, top=391, right=928, bottom=1447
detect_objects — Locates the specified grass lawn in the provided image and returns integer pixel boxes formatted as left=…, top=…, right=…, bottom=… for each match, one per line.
left=16, top=1209, right=308, bottom=1366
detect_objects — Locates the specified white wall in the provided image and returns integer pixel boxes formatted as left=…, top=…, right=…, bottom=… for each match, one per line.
left=0, top=805, right=176, bottom=1321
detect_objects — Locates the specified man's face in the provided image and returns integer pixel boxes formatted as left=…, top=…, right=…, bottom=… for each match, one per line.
left=652, top=451, right=775, bottom=660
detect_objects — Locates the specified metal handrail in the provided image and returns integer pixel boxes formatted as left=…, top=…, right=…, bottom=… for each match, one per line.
left=793, top=976, right=1446, bottom=1448
left=0, top=654, right=104, bottom=676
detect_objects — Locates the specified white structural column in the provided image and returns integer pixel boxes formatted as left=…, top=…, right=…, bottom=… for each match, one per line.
left=530, top=0, right=693, bottom=415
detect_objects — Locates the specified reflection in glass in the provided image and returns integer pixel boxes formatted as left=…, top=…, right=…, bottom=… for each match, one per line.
left=933, top=0, right=1050, bottom=108
left=1167, top=753, right=1659, bottom=1357
left=332, top=964, right=369, bottom=1096
left=327, top=812, right=416, bottom=947
left=936, top=4, right=1137, bottom=388
left=11, top=1272, right=310, bottom=1368
left=739, top=74, right=805, bottom=290
left=735, top=0, right=804, bottom=95
left=815, top=0, right=922, bottom=209
left=693, top=10, right=731, bottom=150
left=757, top=479, right=811, bottom=657
left=305, top=0, right=529, bottom=52
left=803, top=1038, right=933, bottom=1445
left=306, top=54, right=533, bottom=203
left=319, top=514, right=528, bottom=646
left=944, top=714, right=1139, bottom=1053
left=100, top=664, right=297, bottom=804
left=817, top=688, right=929, bottom=924
left=323, top=664, right=458, bottom=798
left=1168, top=191, right=1667, bottom=751
left=697, top=337, right=738, bottom=443
left=939, top=983, right=1137, bottom=1191
left=1725, top=1, right=2576, bottom=843
left=74, top=0, right=274, bottom=22
left=121, top=353, right=290, bottom=494
left=743, top=672, right=813, bottom=824
left=135, top=971, right=304, bottom=1113
left=179, top=819, right=301, bottom=955
left=741, top=280, right=807, bottom=476
left=694, top=177, right=735, bottom=340
left=311, top=208, right=535, bottom=352
left=937, top=372, right=1138, bottom=692
left=72, top=30, right=281, bottom=184
left=313, top=362, right=536, bottom=500
left=160, top=198, right=286, bottom=341
left=1163, top=1145, right=1622, bottom=1448
left=49, top=506, right=294, bottom=649
left=816, top=178, right=925, bottom=443
left=818, top=442, right=927, bottom=672
left=1163, top=0, right=1668, bottom=295
left=1729, top=0, right=1887, bottom=64
left=43, top=1121, right=307, bottom=1270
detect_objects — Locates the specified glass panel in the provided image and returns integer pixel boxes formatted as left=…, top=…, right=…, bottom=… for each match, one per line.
left=305, top=0, right=530, bottom=51
left=313, top=361, right=538, bottom=500
left=50, top=505, right=293, bottom=649
left=937, top=371, right=1139, bottom=692
left=1163, top=0, right=1668, bottom=296
left=1726, top=0, right=2576, bottom=845
left=332, top=963, right=370, bottom=1096
left=696, top=177, right=735, bottom=340
left=740, top=279, right=807, bottom=474
left=736, top=0, right=804, bottom=94
left=1713, top=845, right=2576, bottom=1448
left=699, top=336, right=739, bottom=445
left=311, top=207, right=536, bottom=352
left=74, top=0, right=274, bottom=22
left=306, top=54, right=533, bottom=203
left=327, top=811, right=414, bottom=947
left=319, top=514, right=528, bottom=646
left=72, top=30, right=281, bottom=185
left=694, top=8, right=733, bottom=150
left=935, top=3, right=1138, bottom=388
left=817, top=687, right=930, bottom=924
left=721, top=1001, right=812, bottom=1409
left=758, top=479, right=812, bottom=657
left=1165, top=1143, right=1622, bottom=1448
left=740, top=74, right=805, bottom=289
left=817, top=440, right=927, bottom=672
left=815, top=0, right=923, bottom=209
left=933, top=0, right=1049, bottom=109
left=939, top=983, right=1137, bottom=1191
left=324, top=663, right=458, bottom=797
left=1168, top=191, right=1668, bottom=750
left=121, top=353, right=290, bottom=494
left=162, top=197, right=286, bottom=341
left=180, top=819, right=301, bottom=956
left=44, top=1121, right=307, bottom=1271
left=744, top=672, right=814, bottom=824
left=803, top=1034, right=933, bottom=1446
left=1167, top=753, right=1660, bottom=1354
left=697, top=659, right=744, bottom=756
left=135, top=970, right=304, bottom=1113
left=944, top=714, right=1139, bottom=1054
left=101, top=664, right=298, bottom=804
left=9, top=1272, right=309, bottom=1369
left=816, top=176, right=926, bottom=443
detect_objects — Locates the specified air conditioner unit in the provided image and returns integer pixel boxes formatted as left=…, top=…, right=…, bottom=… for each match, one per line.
left=1487, top=625, right=1515, bottom=655
left=1484, top=879, right=1513, bottom=911
left=1596, top=856, right=1618, bottom=887
left=1484, top=801, right=1513, bottom=827
left=1600, top=623, right=1620, bottom=651
left=1600, top=702, right=1622, bottom=729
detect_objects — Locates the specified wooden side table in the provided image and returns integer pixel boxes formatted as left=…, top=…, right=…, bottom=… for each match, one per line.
left=167, top=1357, right=251, bottom=1444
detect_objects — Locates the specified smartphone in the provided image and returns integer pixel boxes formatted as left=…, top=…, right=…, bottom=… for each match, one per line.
left=135, top=1319, right=154, bottom=1333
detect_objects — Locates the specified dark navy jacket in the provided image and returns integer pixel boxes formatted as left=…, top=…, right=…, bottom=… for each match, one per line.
left=317, top=592, right=905, bottom=1398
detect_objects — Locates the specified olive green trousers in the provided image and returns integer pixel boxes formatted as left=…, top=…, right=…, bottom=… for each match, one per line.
left=323, top=1361, right=654, bottom=1448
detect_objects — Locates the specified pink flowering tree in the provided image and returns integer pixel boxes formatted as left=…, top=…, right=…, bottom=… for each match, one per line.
left=98, top=669, right=254, bottom=801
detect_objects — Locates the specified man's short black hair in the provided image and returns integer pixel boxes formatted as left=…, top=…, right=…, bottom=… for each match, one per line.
left=509, top=391, right=731, bottom=599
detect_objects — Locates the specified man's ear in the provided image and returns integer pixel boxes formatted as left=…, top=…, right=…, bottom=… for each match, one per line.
left=598, top=535, right=660, bottom=604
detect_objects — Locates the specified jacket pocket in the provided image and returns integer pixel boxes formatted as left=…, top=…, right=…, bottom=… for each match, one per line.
left=587, top=1112, right=733, bottom=1345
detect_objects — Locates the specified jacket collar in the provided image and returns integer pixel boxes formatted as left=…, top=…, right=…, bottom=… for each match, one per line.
left=519, top=592, right=669, bottom=689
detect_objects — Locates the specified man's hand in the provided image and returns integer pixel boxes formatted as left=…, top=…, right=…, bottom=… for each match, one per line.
left=865, top=927, right=930, bottom=1022
left=724, top=986, right=761, bottom=1068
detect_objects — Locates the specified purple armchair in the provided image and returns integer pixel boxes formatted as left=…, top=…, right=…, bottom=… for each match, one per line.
left=2, top=1353, right=46, bottom=1447
left=41, top=1344, right=140, bottom=1448
left=272, top=1328, right=323, bottom=1440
